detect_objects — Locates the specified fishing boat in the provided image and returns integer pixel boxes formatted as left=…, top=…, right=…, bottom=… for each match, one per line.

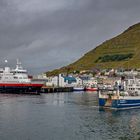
left=86, top=85, right=98, bottom=91
left=98, top=77, right=140, bottom=110
left=0, top=60, right=43, bottom=94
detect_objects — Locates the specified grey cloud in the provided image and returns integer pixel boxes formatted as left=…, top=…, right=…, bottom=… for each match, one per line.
left=0, top=0, right=140, bottom=74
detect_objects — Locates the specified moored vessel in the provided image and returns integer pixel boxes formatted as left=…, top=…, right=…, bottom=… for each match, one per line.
left=73, top=86, right=85, bottom=91
left=0, top=60, right=43, bottom=94
left=98, top=77, right=140, bottom=110
left=86, top=85, right=98, bottom=91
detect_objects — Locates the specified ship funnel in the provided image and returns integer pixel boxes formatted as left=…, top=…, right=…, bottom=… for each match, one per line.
left=4, top=67, right=10, bottom=73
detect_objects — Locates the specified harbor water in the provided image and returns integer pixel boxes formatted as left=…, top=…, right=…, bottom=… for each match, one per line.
left=0, top=92, right=140, bottom=140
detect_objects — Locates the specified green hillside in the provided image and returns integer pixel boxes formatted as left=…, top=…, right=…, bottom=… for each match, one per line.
left=46, top=23, right=140, bottom=76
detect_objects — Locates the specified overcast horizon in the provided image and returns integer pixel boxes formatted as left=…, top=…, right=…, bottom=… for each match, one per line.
left=0, top=0, right=140, bottom=74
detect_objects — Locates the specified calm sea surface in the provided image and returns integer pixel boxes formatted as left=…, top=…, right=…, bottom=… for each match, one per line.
left=0, top=92, right=140, bottom=140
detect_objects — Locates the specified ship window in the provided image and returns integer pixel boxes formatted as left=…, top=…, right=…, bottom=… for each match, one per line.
left=15, top=71, right=27, bottom=74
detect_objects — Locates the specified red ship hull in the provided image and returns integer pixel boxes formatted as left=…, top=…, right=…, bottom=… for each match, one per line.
left=0, top=83, right=43, bottom=87
left=0, top=83, right=43, bottom=94
left=86, top=87, right=98, bottom=91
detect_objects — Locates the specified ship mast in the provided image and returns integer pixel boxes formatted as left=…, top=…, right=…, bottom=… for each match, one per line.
left=16, top=59, right=22, bottom=70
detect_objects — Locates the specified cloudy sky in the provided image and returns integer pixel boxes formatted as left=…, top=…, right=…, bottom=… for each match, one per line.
left=0, top=0, right=140, bottom=74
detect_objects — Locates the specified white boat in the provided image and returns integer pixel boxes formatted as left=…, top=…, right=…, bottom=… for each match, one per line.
left=73, top=86, right=85, bottom=91
left=0, top=59, right=43, bottom=94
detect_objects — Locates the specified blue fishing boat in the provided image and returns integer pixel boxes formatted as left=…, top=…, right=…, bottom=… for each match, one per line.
left=99, top=90, right=140, bottom=110
left=98, top=77, right=140, bottom=110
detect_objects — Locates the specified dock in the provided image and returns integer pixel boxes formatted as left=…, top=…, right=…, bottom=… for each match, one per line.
left=41, top=86, right=73, bottom=93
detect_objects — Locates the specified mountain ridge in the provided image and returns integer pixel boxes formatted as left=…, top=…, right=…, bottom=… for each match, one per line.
left=46, top=22, right=140, bottom=76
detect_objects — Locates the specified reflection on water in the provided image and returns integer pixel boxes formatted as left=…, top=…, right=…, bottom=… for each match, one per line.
left=0, top=92, right=140, bottom=140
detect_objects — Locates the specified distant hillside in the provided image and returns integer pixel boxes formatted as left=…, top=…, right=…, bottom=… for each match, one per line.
left=46, top=22, right=140, bottom=76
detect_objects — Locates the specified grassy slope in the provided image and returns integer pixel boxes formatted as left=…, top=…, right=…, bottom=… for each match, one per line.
left=46, top=23, right=140, bottom=76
